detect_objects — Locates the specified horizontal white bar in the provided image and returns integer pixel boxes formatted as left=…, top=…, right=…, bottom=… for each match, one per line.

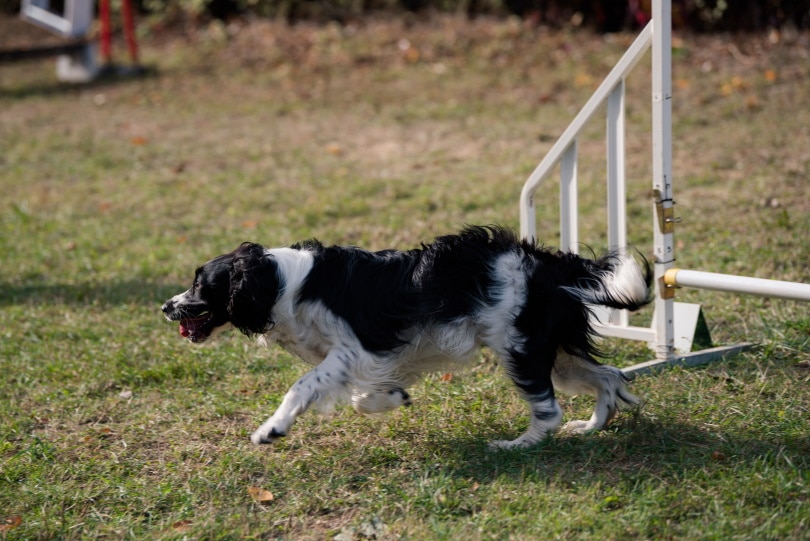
left=665, top=269, right=810, bottom=302
left=594, top=323, right=656, bottom=342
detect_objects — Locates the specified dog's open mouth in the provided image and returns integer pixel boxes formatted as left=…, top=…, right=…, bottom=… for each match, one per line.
left=179, top=312, right=214, bottom=342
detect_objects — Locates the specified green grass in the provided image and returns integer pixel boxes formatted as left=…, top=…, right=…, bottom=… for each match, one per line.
left=1, top=16, right=809, bottom=540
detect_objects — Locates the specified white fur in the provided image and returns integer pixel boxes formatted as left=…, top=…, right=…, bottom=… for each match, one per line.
left=605, top=255, right=650, bottom=307
left=562, top=255, right=648, bottom=308
left=165, top=230, right=647, bottom=450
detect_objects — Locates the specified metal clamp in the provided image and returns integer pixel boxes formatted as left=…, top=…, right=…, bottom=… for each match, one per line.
left=652, top=189, right=682, bottom=234
left=659, top=273, right=677, bottom=299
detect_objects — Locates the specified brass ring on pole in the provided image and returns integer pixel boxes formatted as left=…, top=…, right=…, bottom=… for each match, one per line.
left=664, top=268, right=681, bottom=286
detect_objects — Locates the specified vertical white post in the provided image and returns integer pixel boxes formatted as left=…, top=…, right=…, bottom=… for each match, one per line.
left=520, top=188, right=537, bottom=242
left=560, top=141, right=579, bottom=253
left=607, top=80, right=629, bottom=326
left=651, top=1, right=676, bottom=361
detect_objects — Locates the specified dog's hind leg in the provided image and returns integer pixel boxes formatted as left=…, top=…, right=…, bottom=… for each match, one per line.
left=551, top=350, right=639, bottom=433
left=489, top=346, right=563, bottom=450
left=250, top=349, right=357, bottom=445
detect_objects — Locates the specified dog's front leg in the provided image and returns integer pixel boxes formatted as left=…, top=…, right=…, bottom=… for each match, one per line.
left=250, top=349, right=353, bottom=445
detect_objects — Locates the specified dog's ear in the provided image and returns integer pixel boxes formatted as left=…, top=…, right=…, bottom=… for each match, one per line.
left=228, top=242, right=282, bottom=336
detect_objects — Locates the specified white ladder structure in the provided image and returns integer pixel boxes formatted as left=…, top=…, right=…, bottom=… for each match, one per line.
left=19, top=0, right=98, bottom=82
left=519, top=0, right=810, bottom=375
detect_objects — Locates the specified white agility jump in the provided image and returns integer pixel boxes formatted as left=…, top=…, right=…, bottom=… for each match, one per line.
left=519, top=0, right=809, bottom=375
left=17, top=0, right=141, bottom=82
left=664, top=269, right=810, bottom=303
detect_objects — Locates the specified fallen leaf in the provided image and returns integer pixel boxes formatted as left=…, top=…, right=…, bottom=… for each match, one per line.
left=730, top=76, right=745, bottom=89
left=404, top=47, right=420, bottom=63
left=248, top=486, right=274, bottom=504
left=0, top=516, right=22, bottom=532
left=711, top=450, right=726, bottom=461
left=325, top=142, right=343, bottom=155
left=440, top=373, right=453, bottom=382
left=172, top=519, right=193, bottom=532
left=764, top=69, right=777, bottom=82
left=131, top=136, right=148, bottom=145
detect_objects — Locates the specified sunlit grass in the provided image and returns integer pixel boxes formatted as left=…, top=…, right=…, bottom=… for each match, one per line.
left=1, top=16, right=808, bottom=540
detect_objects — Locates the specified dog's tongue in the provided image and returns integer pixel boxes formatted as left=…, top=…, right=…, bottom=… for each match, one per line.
left=179, top=322, right=191, bottom=338
left=179, top=316, right=208, bottom=338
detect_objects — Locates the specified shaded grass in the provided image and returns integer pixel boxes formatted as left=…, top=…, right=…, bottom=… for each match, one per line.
left=1, top=15, right=809, bottom=540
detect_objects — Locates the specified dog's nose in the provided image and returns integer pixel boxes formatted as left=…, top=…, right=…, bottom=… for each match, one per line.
left=161, top=300, right=172, bottom=314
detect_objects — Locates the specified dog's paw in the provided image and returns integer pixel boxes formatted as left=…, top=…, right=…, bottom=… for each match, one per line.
left=250, top=427, right=286, bottom=445
left=560, top=420, right=596, bottom=434
left=487, top=438, right=533, bottom=450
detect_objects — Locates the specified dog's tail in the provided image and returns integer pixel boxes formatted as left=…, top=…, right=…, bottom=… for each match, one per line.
left=560, top=252, right=652, bottom=311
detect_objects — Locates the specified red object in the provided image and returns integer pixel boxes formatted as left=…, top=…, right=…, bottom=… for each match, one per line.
left=121, top=0, right=139, bottom=63
left=99, top=0, right=111, bottom=63
left=98, top=0, right=139, bottom=65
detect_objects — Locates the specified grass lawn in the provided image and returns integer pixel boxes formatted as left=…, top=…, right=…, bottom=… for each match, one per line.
left=1, top=14, right=808, bottom=540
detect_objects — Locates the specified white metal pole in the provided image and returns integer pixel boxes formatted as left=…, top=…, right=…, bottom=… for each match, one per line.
left=560, top=141, right=579, bottom=253
left=607, top=81, right=627, bottom=254
left=651, top=0, right=676, bottom=361
left=665, top=269, right=810, bottom=302
left=607, top=80, right=629, bottom=326
left=519, top=193, right=538, bottom=242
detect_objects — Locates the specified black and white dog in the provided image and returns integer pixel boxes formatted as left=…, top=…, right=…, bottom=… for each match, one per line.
left=162, top=225, right=651, bottom=449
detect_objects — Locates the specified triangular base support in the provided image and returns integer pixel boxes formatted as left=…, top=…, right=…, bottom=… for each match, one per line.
left=624, top=342, right=755, bottom=377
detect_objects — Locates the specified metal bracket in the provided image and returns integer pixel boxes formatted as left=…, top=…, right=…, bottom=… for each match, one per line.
left=652, top=189, right=682, bottom=234
left=658, top=276, right=676, bottom=299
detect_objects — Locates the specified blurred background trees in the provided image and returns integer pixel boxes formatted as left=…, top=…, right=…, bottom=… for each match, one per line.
left=1, top=0, right=808, bottom=32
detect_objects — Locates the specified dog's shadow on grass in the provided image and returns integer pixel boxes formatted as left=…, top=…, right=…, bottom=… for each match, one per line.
left=390, top=415, right=807, bottom=486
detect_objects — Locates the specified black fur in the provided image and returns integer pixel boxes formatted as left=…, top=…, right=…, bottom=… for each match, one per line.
left=162, top=225, right=653, bottom=448
left=228, top=242, right=284, bottom=336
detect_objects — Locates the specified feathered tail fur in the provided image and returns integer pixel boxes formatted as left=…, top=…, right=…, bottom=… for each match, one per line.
left=560, top=251, right=652, bottom=312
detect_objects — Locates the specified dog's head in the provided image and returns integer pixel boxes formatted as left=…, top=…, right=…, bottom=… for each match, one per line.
left=161, top=242, right=282, bottom=343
